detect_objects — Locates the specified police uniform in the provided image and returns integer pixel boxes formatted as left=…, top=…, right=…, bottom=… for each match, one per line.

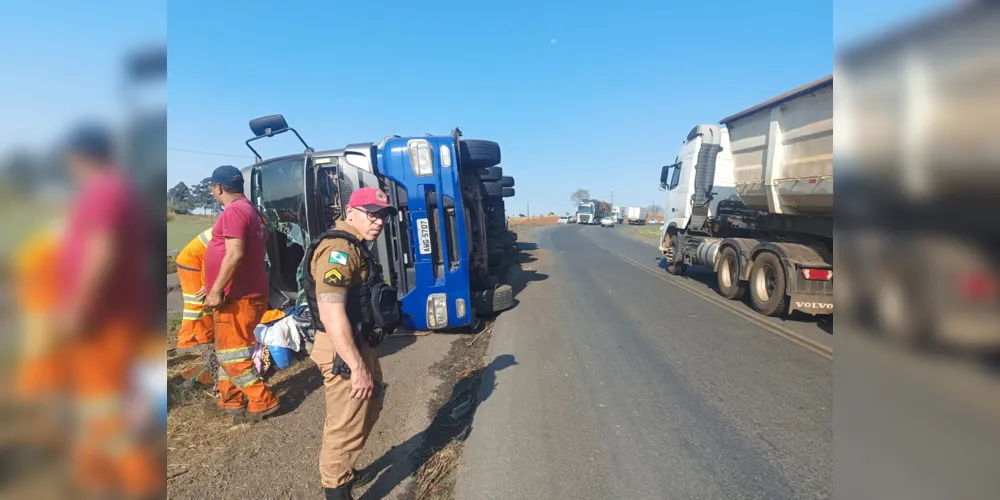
left=306, top=219, right=387, bottom=492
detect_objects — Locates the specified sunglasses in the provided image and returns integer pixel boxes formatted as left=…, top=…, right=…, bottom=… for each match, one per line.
left=355, top=207, right=391, bottom=222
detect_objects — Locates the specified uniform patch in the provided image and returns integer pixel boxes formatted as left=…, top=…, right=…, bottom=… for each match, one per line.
left=329, top=251, right=349, bottom=265
left=323, top=268, right=344, bottom=286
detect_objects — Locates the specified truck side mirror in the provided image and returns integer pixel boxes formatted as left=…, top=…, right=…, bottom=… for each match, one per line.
left=659, top=165, right=670, bottom=191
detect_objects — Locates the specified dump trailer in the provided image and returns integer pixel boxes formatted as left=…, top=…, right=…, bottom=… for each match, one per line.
left=835, top=1, right=1000, bottom=349
left=658, top=76, right=833, bottom=317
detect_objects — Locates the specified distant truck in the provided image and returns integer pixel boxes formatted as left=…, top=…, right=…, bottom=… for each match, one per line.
left=658, top=76, right=833, bottom=318
left=611, top=206, right=623, bottom=223
left=625, top=206, right=647, bottom=225
left=576, top=201, right=597, bottom=224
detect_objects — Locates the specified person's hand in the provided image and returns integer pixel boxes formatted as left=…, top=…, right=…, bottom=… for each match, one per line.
left=194, top=286, right=207, bottom=302
left=350, top=365, right=375, bottom=400
left=204, top=289, right=224, bottom=309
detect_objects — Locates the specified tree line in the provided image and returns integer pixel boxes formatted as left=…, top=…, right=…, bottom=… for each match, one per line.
left=168, top=178, right=222, bottom=215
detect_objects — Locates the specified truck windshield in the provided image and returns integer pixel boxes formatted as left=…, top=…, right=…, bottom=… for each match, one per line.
left=578, top=206, right=593, bottom=214
left=258, top=156, right=305, bottom=225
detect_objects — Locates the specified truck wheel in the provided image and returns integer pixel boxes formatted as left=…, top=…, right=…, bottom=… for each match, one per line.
left=716, top=246, right=746, bottom=300
left=500, top=176, right=515, bottom=187
left=502, top=187, right=515, bottom=198
left=479, top=166, right=503, bottom=181
left=748, top=252, right=789, bottom=317
left=482, top=181, right=503, bottom=197
left=460, top=140, right=501, bottom=169
left=666, top=239, right=684, bottom=276
left=474, top=285, right=513, bottom=315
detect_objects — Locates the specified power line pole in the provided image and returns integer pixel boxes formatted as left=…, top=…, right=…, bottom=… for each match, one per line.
left=611, top=191, right=615, bottom=206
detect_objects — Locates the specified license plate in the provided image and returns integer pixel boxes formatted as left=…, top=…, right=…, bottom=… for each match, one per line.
left=416, top=218, right=432, bottom=255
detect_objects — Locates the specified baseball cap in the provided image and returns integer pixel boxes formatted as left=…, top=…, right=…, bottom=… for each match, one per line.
left=347, top=187, right=397, bottom=216
left=63, top=122, right=114, bottom=162
left=211, top=165, right=244, bottom=190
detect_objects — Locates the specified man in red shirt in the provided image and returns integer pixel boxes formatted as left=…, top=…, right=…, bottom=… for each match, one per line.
left=202, top=165, right=279, bottom=423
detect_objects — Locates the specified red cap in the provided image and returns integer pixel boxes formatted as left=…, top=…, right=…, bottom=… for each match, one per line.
left=347, top=187, right=396, bottom=214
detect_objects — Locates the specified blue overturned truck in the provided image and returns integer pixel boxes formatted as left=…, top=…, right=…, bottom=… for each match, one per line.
left=241, top=115, right=517, bottom=332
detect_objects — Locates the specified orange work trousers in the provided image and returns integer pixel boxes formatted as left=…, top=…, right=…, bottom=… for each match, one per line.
left=176, top=264, right=214, bottom=348
left=214, top=296, right=278, bottom=413
left=69, top=320, right=163, bottom=497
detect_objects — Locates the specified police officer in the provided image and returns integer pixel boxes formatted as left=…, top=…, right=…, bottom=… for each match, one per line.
left=303, top=187, right=400, bottom=500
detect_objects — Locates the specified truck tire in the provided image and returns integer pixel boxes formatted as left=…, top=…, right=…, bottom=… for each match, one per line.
left=666, top=238, right=684, bottom=276
left=748, top=251, right=789, bottom=317
left=474, top=285, right=514, bottom=315
left=479, top=166, right=503, bottom=181
left=716, top=246, right=746, bottom=300
left=482, top=181, right=503, bottom=197
left=500, top=176, right=515, bottom=187
left=460, top=140, right=501, bottom=169
left=502, top=187, right=515, bottom=198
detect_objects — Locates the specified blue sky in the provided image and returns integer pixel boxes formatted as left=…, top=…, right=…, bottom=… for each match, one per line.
left=0, top=1, right=165, bottom=152
left=167, top=0, right=946, bottom=215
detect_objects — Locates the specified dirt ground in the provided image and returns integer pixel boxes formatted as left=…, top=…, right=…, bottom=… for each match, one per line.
left=166, top=233, right=542, bottom=499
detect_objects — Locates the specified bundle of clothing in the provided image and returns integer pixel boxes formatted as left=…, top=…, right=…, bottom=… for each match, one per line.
left=251, top=305, right=317, bottom=377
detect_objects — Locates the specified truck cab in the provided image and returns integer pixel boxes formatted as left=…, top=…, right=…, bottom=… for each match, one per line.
left=658, top=125, right=737, bottom=253
left=240, top=116, right=408, bottom=313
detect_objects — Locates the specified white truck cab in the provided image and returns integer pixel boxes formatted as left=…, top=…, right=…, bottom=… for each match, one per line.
left=659, top=125, right=738, bottom=252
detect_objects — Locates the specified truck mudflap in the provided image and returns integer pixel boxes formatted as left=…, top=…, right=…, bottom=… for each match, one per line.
left=789, top=295, right=835, bottom=315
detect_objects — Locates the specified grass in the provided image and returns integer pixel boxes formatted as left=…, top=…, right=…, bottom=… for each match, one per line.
left=0, top=200, right=64, bottom=259
left=167, top=213, right=215, bottom=251
left=629, top=224, right=663, bottom=245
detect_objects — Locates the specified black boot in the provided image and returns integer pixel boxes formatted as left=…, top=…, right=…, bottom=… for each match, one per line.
left=324, top=485, right=354, bottom=500
left=350, top=467, right=378, bottom=489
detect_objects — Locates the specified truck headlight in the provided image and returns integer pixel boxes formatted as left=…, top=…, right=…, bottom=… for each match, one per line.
left=455, top=298, right=466, bottom=319
left=426, top=293, right=448, bottom=328
left=440, top=144, right=452, bottom=168
left=408, top=139, right=434, bottom=177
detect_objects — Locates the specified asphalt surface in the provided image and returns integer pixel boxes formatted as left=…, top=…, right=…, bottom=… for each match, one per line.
left=455, top=224, right=832, bottom=500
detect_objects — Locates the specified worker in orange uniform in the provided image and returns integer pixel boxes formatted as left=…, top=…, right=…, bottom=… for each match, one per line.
left=59, top=123, right=163, bottom=497
left=174, top=227, right=219, bottom=387
left=203, top=165, right=280, bottom=424
left=11, top=221, right=70, bottom=457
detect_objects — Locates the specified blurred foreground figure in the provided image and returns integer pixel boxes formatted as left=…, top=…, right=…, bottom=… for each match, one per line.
left=56, top=123, right=163, bottom=497
left=175, top=228, right=219, bottom=387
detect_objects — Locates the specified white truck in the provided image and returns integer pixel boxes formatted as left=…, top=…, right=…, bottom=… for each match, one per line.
left=625, top=206, right=647, bottom=225
left=658, top=76, right=833, bottom=318
left=611, top=206, right=623, bottom=223
left=576, top=201, right=597, bottom=225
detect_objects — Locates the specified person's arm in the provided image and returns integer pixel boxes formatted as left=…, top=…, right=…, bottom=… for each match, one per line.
left=65, top=229, right=116, bottom=337
left=209, top=236, right=244, bottom=298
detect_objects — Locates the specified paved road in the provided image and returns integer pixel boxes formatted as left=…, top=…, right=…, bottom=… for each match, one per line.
left=455, top=224, right=832, bottom=500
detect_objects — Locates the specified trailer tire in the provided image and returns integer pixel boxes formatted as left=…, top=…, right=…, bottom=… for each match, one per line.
left=715, top=246, right=746, bottom=300
left=482, top=182, right=503, bottom=197
left=479, top=166, right=503, bottom=181
left=474, top=285, right=513, bottom=315
left=502, top=187, right=515, bottom=198
left=748, top=251, right=789, bottom=317
left=460, top=140, right=501, bottom=169
left=500, top=176, right=515, bottom=187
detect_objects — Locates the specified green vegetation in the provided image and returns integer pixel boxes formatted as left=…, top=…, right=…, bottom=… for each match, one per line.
left=167, top=213, right=214, bottom=250
left=167, top=254, right=177, bottom=274
left=632, top=224, right=662, bottom=245
left=0, top=200, right=64, bottom=259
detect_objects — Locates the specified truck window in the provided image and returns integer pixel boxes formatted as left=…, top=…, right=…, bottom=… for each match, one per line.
left=669, top=163, right=682, bottom=190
